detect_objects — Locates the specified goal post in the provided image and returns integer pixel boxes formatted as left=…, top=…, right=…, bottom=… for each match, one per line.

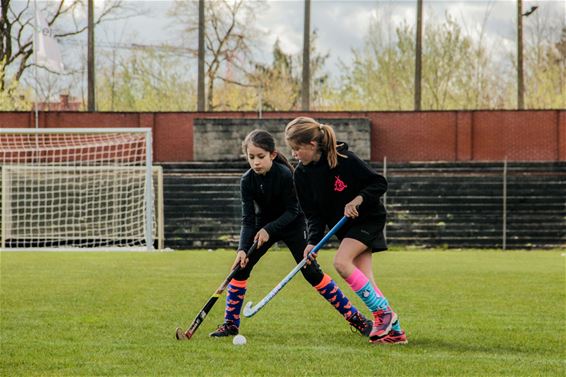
left=0, top=128, right=160, bottom=251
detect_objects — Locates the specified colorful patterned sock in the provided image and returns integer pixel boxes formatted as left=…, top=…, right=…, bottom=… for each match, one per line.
left=345, top=268, right=389, bottom=312
left=224, top=279, right=247, bottom=327
left=369, top=281, right=403, bottom=332
left=314, top=274, right=360, bottom=319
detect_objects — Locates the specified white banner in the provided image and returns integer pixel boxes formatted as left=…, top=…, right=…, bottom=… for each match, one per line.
left=35, top=10, right=64, bottom=73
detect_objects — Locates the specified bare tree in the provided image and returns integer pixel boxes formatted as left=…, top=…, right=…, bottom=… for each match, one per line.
left=96, top=46, right=196, bottom=111
left=168, top=0, right=265, bottom=110
left=249, top=33, right=329, bottom=111
left=522, top=4, right=565, bottom=108
left=458, top=0, right=498, bottom=109
left=0, top=0, right=140, bottom=97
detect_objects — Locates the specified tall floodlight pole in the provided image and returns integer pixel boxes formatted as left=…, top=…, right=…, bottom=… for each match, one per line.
left=197, top=0, right=205, bottom=111
left=517, top=1, right=538, bottom=109
left=33, top=0, right=39, bottom=128
left=517, top=0, right=524, bottom=109
left=301, top=0, right=311, bottom=111
left=87, top=0, right=95, bottom=111
left=414, top=0, right=423, bottom=111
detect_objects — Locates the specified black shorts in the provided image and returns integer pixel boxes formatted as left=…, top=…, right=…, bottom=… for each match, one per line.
left=337, top=216, right=388, bottom=253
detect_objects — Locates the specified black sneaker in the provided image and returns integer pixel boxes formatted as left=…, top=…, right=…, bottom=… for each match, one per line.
left=347, top=312, right=372, bottom=337
left=209, top=321, right=239, bottom=337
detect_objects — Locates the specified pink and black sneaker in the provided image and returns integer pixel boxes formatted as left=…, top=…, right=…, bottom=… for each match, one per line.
left=369, top=309, right=397, bottom=341
left=347, top=312, right=373, bottom=337
left=371, top=328, right=408, bottom=344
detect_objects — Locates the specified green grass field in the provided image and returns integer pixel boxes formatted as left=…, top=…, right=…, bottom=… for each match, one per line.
left=1, top=249, right=564, bottom=376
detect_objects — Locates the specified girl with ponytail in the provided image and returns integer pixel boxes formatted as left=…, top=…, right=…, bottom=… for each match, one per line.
left=209, top=129, right=373, bottom=339
left=285, top=117, right=407, bottom=344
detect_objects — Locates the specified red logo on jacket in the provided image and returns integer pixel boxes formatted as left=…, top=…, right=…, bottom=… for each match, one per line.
left=334, top=176, right=347, bottom=192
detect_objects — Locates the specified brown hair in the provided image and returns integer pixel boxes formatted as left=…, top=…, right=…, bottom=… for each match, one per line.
left=284, top=117, right=345, bottom=169
left=242, top=129, right=294, bottom=172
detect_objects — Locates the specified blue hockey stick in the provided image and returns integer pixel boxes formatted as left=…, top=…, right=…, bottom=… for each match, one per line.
left=243, top=216, right=348, bottom=318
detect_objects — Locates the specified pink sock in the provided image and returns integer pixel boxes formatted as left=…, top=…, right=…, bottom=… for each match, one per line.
left=371, top=282, right=385, bottom=297
left=345, top=268, right=369, bottom=292
left=346, top=269, right=386, bottom=297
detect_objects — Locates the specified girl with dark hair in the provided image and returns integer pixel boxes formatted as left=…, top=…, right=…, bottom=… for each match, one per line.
left=285, top=117, right=407, bottom=344
left=209, top=129, right=373, bottom=338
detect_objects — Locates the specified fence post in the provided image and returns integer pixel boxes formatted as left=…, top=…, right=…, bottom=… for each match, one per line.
left=502, top=158, right=508, bottom=250
left=383, top=156, right=387, bottom=240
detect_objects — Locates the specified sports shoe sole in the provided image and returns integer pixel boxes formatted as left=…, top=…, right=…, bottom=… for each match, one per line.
left=370, top=319, right=407, bottom=344
left=370, top=336, right=408, bottom=345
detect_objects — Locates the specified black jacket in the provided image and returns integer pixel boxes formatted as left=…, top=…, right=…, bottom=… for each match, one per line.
left=293, top=143, right=387, bottom=245
left=238, top=161, right=303, bottom=251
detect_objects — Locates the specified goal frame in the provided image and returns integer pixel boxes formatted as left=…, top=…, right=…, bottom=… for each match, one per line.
left=0, top=128, right=157, bottom=251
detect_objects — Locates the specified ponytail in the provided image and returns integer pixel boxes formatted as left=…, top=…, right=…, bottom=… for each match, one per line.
left=319, top=123, right=343, bottom=169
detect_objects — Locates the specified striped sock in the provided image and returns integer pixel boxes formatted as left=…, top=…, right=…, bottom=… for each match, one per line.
left=224, top=279, right=247, bottom=327
left=314, top=274, right=359, bottom=319
left=345, top=268, right=389, bottom=312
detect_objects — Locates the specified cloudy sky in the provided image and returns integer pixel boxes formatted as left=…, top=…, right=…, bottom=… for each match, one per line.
left=101, top=0, right=564, bottom=75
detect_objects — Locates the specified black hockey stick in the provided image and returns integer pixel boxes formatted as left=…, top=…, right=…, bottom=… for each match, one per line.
left=175, top=240, right=258, bottom=340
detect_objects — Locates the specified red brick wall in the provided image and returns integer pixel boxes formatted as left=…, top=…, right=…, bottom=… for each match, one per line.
left=472, top=111, right=559, bottom=161
left=367, top=112, right=459, bottom=161
left=559, top=111, right=566, bottom=161
left=1, top=110, right=563, bottom=162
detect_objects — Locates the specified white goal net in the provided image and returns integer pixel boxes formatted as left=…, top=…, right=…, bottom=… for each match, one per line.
left=0, top=128, right=158, bottom=251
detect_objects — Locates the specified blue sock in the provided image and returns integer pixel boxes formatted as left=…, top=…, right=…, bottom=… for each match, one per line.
left=224, top=279, right=247, bottom=327
left=315, top=274, right=360, bottom=319
left=354, top=281, right=389, bottom=312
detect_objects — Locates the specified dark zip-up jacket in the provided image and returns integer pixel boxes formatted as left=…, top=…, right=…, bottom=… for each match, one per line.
left=294, top=142, right=387, bottom=245
left=238, top=161, right=303, bottom=251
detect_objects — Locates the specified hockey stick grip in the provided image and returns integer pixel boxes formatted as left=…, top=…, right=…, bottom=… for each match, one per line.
left=224, top=240, right=259, bottom=285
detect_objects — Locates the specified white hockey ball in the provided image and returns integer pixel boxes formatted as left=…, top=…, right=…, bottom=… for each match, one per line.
left=232, top=334, right=247, bottom=346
